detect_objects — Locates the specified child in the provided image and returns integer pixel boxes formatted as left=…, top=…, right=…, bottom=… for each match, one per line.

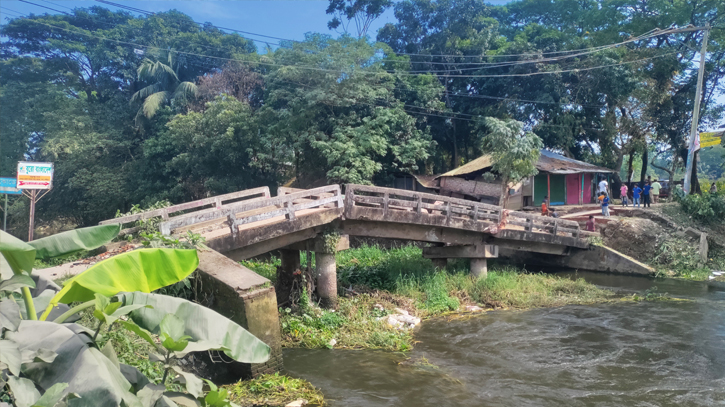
left=620, top=184, right=629, bottom=206
left=541, top=196, right=549, bottom=216
left=586, top=215, right=596, bottom=231
left=632, top=184, right=642, bottom=208
left=599, top=191, right=610, bottom=217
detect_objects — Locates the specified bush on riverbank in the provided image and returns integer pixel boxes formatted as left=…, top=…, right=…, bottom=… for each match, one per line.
left=245, top=245, right=614, bottom=351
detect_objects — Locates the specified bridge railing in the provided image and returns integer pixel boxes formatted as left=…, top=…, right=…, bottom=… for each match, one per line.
left=344, top=184, right=580, bottom=239
left=100, top=187, right=271, bottom=230
left=225, top=185, right=343, bottom=237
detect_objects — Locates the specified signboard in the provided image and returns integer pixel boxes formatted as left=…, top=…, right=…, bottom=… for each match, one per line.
left=0, top=177, right=21, bottom=195
left=17, top=162, right=54, bottom=189
left=700, top=131, right=723, bottom=149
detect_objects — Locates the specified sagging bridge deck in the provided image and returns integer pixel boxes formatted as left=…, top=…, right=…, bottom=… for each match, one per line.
left=102, top=184, right=591, bottom=261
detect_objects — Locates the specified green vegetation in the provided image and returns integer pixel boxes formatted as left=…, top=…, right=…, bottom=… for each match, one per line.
left=273, top=245, right=614, bottom=351
left=653, top=201, right=725, bottom=280
left=3, top=1, right=724, bottom=238
left=225, top=373, right=325, bottom=407
left=673, top=189, right=725, bottom=224
left=652, top=237, right=712, bottom=280
left=1, top=225, right=270, bottom=406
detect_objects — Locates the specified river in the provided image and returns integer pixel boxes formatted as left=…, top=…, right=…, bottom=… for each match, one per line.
left=284, top=272, right=725, bottom=406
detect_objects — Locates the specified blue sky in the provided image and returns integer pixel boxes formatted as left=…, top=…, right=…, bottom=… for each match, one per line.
left=1, top=0, right=505, bottom=47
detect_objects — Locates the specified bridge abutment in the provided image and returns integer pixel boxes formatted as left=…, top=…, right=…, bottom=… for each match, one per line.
left=195, top=248, right=284, bottom=379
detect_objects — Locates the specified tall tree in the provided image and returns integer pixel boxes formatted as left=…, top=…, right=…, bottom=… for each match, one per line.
left=131, top=52, right=198, bottom=125
left=326, top=0, right=393, bottom=38
left=478, top=117, right=543, bottom=207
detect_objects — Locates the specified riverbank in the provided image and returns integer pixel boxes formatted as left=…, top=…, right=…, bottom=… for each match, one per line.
left=243, top=245, right=615, bottom=352
left=599, top=203, right=725, bottom=281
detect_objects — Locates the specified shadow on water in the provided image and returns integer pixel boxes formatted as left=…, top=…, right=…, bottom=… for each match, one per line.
left=284, top=272, right=725, bottom=406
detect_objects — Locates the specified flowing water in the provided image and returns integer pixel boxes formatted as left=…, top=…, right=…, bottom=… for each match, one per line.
left=284, top=272, right=725, bottom=406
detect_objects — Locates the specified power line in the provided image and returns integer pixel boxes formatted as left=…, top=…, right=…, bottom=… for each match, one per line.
left=0, top=7, right=685, bottom=128
left=8, top=2, right=682, bottom=77
left=7, top=15, right=679, bottom=80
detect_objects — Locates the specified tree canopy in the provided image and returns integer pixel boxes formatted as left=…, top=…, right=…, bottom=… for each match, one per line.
left=0, top=1, right=723, bottom=237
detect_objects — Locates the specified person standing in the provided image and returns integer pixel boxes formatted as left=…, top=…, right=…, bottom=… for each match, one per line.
left=599, top=192, right=610, bottom=217
left=541, top=196, right=550, bottom=216
left=650, top=179, right=662, bottom=204
left=598, top=177, right=609, bottom=196
left=586, top=215, right=596, bottom=231
left=620, top=183, right=629, bottom=207
left=632, top=184, right=642, bottom=208
left=642, top=181, right=652, bottom=208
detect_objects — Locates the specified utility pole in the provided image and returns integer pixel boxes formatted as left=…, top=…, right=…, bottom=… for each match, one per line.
left=683, top=24, right=710, bottom=195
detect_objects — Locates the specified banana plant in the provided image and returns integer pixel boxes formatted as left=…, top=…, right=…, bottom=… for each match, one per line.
left=0, top=226, right=270, bottom=406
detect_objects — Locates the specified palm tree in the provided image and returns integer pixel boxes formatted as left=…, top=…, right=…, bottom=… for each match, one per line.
left=131, top=52, right=197, bottom=125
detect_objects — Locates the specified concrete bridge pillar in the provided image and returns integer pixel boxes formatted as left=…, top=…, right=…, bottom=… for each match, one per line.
left=315, top=252, right=338, bottom=309
left=422, top=244, right=498, bottom=280
left=470, top=258, right=488, bottom=279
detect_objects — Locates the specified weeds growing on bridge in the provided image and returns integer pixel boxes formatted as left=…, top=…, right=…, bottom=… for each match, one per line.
left=265, top=245, right=614, bottom=351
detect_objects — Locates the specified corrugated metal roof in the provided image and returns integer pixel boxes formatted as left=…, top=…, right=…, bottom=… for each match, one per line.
left=537, top=150, right=615, bottom=174
left=439, top=155, right=496, bottom=177
left=437, top=149, right=615, bottom=178
left=412, top=174, right=440, bottom=189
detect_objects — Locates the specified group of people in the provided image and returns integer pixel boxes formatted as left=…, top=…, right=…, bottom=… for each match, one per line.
left=538, top=177, right=665, bottom=225
left=596, top=178, right=662, bottom=217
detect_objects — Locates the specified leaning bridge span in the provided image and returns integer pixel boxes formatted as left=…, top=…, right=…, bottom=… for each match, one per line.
left=100, top=184, right=651, bottom=377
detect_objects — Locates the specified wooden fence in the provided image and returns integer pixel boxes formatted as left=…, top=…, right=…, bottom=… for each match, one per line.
left=344, top=184, right=580, bottom=238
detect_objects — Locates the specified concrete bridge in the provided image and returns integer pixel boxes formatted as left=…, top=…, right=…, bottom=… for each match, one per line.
left=100, top=184, right=652, bottom=377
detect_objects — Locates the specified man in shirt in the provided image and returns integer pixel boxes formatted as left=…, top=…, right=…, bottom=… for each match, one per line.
left=650, top=179, right=662, bottom=204
left=620, top=184, right=629, bottom=206
left=632, top=184, right=642, bottom=208
left=642, top=181, right=652, bottom=208
left=598, top=178, right=609, bottom=195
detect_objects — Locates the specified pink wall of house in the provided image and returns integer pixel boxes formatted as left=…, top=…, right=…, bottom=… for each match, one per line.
left=566, top=174, right=580, bottom=205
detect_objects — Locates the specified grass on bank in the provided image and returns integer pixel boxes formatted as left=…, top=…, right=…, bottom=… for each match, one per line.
left=244, top=245, right=615, bottom=351
left=225, top=373, right=325, bottom=407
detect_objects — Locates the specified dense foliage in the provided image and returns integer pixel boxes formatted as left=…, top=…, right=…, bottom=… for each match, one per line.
left=1, top=1, right=723, bottom=236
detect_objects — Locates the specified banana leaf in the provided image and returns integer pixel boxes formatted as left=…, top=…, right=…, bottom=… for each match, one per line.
left=30, top=224, right=121, bottom=259
left=41, top=249, right=198, bottom=319
left=6, top=321, right=140, bottom=407
left=0, top=230, right=35, bottom=276
left=121, top=292, right=270, bottom=364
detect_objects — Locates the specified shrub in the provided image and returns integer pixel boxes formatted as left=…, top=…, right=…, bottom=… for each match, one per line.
left=674, top=189, right=725, bottom=223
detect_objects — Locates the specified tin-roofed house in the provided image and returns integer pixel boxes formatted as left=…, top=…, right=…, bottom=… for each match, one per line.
left=428, top=150, right=616, bottom=210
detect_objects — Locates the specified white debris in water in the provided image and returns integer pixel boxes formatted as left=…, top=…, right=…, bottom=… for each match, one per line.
left=465, top=305, right=485, bottom=312
left=285, top=399, right=308, bottom=407
left=709, top=276, right=716, bottom=280
left=328, top=338, right=337, bottom=348
left=712, top=271, right=724, bottom=276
